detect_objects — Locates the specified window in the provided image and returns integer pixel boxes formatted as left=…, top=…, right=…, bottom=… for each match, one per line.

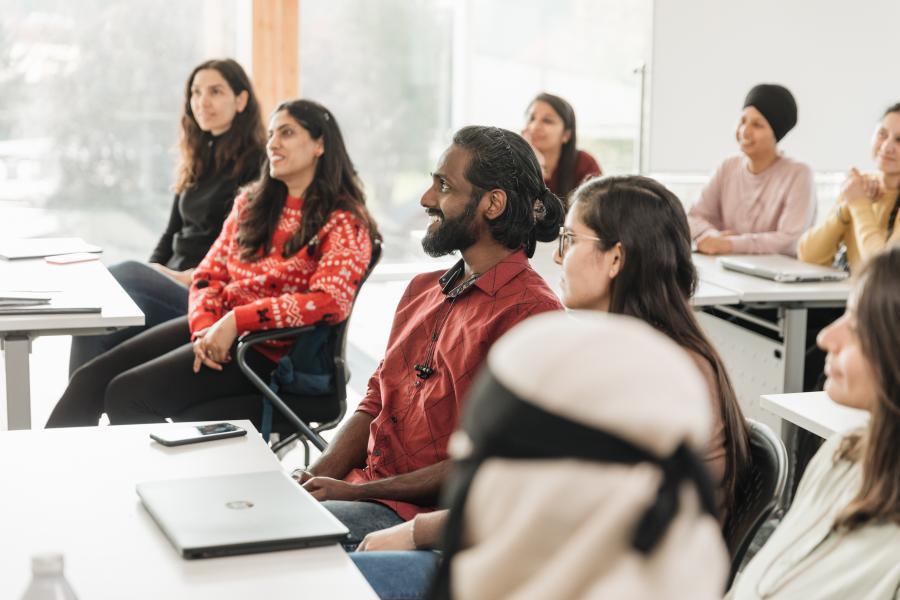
left=0, top=0, right=245, bottom=263
left=300, top=0, right=456, bottom=264
left=299, top=0, right=651, bottom=264
left=2, top=1, right=652, bottom=263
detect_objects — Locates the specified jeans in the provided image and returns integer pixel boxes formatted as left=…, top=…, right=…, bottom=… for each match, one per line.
left=68, top=260, right=188, bottom=376
left=350, top=551, right=441, bottom=600
left=321, top=500, right=405, bottom=551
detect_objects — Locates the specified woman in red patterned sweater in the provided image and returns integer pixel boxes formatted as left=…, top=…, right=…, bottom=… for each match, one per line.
left=46, top=99, right=379, bottom=427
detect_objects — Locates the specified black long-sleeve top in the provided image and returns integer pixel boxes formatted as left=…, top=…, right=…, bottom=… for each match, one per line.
left=149, top=146, right=263, bottom=270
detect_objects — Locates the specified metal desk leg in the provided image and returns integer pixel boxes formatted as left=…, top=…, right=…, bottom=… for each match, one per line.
left=781, top=307, right=808, bottom=394
left=1, top=334, right=32, bottom=430
left=780, top=307, right=808, bottom=505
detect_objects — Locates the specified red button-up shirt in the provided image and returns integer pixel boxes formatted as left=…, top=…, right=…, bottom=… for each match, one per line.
left=345, top=250, right=563, bottom=520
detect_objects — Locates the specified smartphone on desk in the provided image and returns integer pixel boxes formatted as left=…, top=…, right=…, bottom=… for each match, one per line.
left=150, top=422, right=247, bottom=446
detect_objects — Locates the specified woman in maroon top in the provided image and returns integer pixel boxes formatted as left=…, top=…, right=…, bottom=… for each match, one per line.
left=522, top=92, right=602, bottom=200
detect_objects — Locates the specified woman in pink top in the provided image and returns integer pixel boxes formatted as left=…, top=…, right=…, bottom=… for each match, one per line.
left=689, top=84, right=816, bottom=256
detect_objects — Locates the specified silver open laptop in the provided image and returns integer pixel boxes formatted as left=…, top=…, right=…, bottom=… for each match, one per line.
left=137, top=471, right=349, bottom=559
left=718, top=255, right=849, bottom=283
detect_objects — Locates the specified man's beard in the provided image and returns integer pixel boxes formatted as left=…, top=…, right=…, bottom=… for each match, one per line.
left=421, top=196, right=480, bottom=257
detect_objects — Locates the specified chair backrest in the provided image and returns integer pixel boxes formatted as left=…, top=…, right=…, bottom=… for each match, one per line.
left=330, top=239, right=382, bottom=403
left=723, top=419, right=788, bottom=586
left=271, top=239, right=382, bottom=437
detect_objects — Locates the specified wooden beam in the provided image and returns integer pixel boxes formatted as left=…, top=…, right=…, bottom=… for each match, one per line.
left=252, top=0, right=299, bottom=117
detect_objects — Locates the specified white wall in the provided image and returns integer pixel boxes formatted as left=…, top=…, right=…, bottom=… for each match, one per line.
left=649, top=0, right=899, bottom=174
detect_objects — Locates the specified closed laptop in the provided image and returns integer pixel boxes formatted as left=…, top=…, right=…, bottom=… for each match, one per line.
left=718, top=255, right=849, bottom=283
left=137, top=470, right=349, bottom=559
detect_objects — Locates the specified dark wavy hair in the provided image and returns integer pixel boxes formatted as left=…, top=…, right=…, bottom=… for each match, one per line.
left=237, top=99, right=380, bottom=261
left=174, top=58, right=265, bottom=194
left=834, top=246, right=900, bottom=532
left=571, top=175, right=751, bottom=511
left=528, top=92, right=579, bottom=198
left=881, top=103, right=900, bottom=238
left=452, top=126, right=564, bottom=258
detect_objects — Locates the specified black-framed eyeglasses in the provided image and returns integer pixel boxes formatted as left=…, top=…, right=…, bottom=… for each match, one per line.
left=557, top=226, right=602, bottom=257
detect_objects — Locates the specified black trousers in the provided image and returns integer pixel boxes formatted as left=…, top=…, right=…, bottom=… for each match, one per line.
left=46, top=316, right=276, bottom=427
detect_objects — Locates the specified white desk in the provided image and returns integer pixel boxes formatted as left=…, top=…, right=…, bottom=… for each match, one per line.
left=692, top=254, right=851, bottom=421
left=692, top=280, right=741, bottom=307
left=0, top=258, right=144, bottom=430
left=692, top=254, right=853, bottom=304
left=0, top=421, right=377, bottom=599
left=760, top=391, right=869, bottom=439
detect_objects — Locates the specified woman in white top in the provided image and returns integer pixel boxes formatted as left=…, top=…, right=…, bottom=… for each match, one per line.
left=727, top=245, right=900, bottom=599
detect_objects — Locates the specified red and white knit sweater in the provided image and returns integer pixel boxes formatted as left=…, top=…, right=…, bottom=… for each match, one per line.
left=188, top=192, right=373, bottom=362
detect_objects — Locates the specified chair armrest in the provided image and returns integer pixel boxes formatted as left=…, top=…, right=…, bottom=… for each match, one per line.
left=237, top=325, right=318, bottom=348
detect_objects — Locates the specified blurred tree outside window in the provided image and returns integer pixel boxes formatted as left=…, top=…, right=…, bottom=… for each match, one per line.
left=300, top=0, right=650, bottom=264
left=0, top=0, right=242, bottom=263
left=1, top=1, right=650, bottom=265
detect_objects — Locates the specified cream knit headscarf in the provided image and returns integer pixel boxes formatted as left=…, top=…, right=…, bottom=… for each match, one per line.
left=445, top=311, right=728, bottom=600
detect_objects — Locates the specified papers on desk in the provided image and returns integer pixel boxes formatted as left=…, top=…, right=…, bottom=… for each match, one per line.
left=0, top=237, right=102, bottom=260
left=0, top=291, right=100, bottom=314
left=0, top=292, right=52, bottom=307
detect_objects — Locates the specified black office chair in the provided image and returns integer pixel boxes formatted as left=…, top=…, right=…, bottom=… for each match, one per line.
left=236, top=240, right=382, bottom=464
left=722, top=419, right=788, bottom=588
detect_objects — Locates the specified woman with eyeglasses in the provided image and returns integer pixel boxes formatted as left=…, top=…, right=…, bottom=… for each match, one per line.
left=554, top=175, right=750, bottom=516
left=726, top=246, right=900, bottom=599
left=350, top=175, right=749, bottom=599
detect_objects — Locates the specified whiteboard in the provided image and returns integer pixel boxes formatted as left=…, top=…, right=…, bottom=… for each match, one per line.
left=649, top=0, right=899, bottom=174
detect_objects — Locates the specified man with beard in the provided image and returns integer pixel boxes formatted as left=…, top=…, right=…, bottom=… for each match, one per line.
left=293, top=126, right=565, bottom=547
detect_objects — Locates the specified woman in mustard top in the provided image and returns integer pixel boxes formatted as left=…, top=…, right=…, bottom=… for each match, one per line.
left=798, top=103, right=900, bottom=272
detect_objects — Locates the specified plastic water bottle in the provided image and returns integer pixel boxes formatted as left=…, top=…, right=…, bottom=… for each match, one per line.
left=20, top=553, right=79, bottom=600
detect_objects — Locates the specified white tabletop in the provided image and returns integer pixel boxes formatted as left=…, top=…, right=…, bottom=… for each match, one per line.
left=760, top=391, right=869, bottom=438
left=692, top=254, right=852, bottom=303
left=0, top=421, right=377, bottom=599
left=692, top=280, right=741, bottom=306
left=0, top=258, right=144, bottom=333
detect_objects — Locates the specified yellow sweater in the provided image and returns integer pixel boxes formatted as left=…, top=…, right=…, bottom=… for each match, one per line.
left=798, top=188, right=900, bottom=272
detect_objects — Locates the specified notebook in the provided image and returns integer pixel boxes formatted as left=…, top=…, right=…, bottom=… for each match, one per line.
left=0, top=294, right=100, bottom=315
left=136, top=470, right=349, bottom=559
left=0, top=237, right=102, bottom=260
left=0, top=292, right=51, bottom=307
left=718, top=255, right=850, bottom=283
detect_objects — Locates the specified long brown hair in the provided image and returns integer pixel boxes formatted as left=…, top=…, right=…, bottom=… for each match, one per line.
left=572, top=175, right=751, bottom=509
left=237, top=99, right=380, bottom=261
left=881, top=103, right=900, bottom=238
left=527, top=92, right=579, bottom=198
left=174, top=58, right=266, bottom=194
left=834, top=246, right=900, bottom=531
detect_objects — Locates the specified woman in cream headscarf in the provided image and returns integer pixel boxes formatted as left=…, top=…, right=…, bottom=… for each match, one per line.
left=428, top=311, right=727, bottom=600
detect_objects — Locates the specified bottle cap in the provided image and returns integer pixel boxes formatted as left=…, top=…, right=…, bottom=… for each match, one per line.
left=31, top=553, right=64, bottom=576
